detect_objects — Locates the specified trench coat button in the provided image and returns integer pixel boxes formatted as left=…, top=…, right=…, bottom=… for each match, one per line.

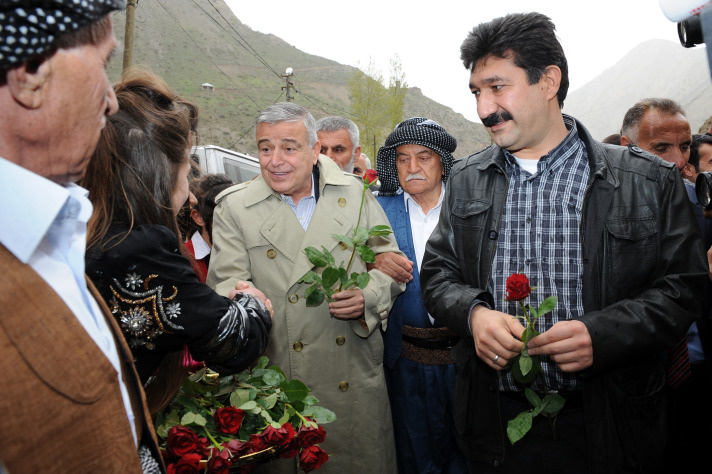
left=266, top=249, right=277, bottom=259
left=339, top=381, right=349, bottom=391
left=358, top=318, right=368, bottom=329
left=338, top=197, right=347, bottom=207
left=336, top=336, right=346, bottom=345
left=338, top=242, right=348, bottom=250
left=288, top=293, right=299, bottom=304
left=293, top=341, right=304, bottom=352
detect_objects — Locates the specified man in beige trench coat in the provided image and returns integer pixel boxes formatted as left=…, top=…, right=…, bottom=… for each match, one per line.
left=208, top=102, right=404, bottom=473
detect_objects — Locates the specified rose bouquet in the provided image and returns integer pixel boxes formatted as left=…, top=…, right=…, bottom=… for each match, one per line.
left=299, top=169, right=392, bottom=305
left=503, top=273, right=565, bottom=445
left=156, top=356, right=336, bottom=473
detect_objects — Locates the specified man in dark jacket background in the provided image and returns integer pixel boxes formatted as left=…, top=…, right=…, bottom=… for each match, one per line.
left=420, top=12, right=709, bottom=474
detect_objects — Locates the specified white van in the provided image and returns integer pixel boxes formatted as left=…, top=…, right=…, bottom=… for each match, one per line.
left=193, top=145, right=260, bottom=184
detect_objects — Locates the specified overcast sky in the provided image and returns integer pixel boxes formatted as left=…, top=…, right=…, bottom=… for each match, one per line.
left=225, top=0, right=690, bottom=122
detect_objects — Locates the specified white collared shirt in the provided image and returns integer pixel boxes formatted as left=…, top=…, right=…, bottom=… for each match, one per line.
left=403, top=184, right=445, bottom=325
left=0, top=156, right=137, bottom=445
left=190, top=231, right=211, bottom=260
left=280, top=177, right=316, bottom=231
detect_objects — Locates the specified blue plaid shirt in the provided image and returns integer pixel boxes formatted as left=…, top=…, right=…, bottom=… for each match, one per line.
left=492, top=115, right=590, bottom=392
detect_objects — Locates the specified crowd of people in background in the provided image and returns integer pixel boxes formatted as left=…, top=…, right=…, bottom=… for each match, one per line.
left=1, top=2, right=712, bottom=474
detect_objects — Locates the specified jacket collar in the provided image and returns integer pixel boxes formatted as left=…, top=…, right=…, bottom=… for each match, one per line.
left=243, top=154, right=352, bottom=207
left=473, top=114, right=620, bottom=189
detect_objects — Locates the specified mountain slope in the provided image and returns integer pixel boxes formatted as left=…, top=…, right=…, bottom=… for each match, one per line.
left=564, top=39, right=712, bottom=139
left=109, top=0, right=490, bottom=158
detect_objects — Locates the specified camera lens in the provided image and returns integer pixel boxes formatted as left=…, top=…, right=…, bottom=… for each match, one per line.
left=679, top=15, right=704, bottom=48
left=696, top=171, right=712, bottom=210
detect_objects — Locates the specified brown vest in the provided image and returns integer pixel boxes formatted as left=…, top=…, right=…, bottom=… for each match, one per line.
left=0, top=245, right=163, bottom=473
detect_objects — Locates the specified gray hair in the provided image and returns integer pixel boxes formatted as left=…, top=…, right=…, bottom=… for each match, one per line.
left=316, top=117, right=360, bottom=171
left=256, top=102, right=318, bottom=147
left=620, top=98, right=687, bottom=144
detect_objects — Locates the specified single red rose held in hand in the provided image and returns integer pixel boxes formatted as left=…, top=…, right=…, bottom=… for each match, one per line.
left=363, top=169, right=378, bottom=185
left=505, top=273, right=532, bottom=301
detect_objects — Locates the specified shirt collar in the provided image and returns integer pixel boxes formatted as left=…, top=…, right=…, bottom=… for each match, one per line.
left=280, top=173, right=316, bottom=206
left=403, top=183, right=446, bottom=213
left=503, top=114, right=581, bottom=174
left=0, top=156, right=91, bottom=263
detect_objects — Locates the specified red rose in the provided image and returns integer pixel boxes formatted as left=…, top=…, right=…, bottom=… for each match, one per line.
left=299, top=445, right=329, bottom=472
left=260, top=423, right=296, bottom=447
left=214, top=406, right=245, bottom=435
left=207, top=450, right=232, bottom=474
left=167, top=453, right=202, bottom=474
left=279, top=438, right=301, bottom=459
left=223, top=439, right=251, bottom=457
left=297, top=422, right=326, bottom=448
left=505, top=273, right=531, bottom=301
left=248, top=433, right=268, bottom=452
left=363, top=169, right=378, bottom=185
left=166, top=426, right=201, bottom=459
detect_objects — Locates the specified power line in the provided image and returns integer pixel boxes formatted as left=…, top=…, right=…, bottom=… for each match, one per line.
left=228, top=91, right=286, bottom=150
left=202, top=0, right=282, bottom=79
left=294, top=87, right=356, bottom=118
left=154, top=0, right=264, bottom=111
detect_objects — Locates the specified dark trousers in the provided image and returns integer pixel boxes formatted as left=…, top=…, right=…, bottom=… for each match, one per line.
left=662, top=361, right=712, bottom=473
left=467, top=392, right=588, bottom=474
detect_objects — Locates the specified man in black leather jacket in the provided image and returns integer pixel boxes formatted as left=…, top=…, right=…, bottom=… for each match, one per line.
left=420, top=12, right=709, bottom=474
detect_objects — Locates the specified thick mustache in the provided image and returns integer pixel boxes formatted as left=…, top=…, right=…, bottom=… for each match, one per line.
left=406, top=174, right=426, bottom=182
left=482, top=111, right=513, bottom=128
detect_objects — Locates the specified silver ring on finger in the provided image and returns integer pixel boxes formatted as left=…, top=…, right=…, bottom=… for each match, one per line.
left=493, top=355, right=500, bottom=365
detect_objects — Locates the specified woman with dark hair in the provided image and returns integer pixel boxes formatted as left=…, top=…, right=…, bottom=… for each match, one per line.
left=83, top=69, right=272, bottom=412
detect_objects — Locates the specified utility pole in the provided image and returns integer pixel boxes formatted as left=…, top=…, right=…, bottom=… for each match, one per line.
left=281, top=67, right=294, bottom=102
left=122, top=0, right=138, bottom=72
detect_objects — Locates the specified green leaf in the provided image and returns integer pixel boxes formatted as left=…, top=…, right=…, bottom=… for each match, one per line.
left=525, top=304, right=537, bottom=319
left=181, top=412, right=207, bottom=427
left=322, top=266, right=341, bottom=289
left=355, top=272, right=370, bottom=290
left=524, top=388, right=541, bottom=407
left=280, top=379, right=310, bottom=403
left=304, top=247, right=329, bottom=267
left=230, top=389, right=251, bottom=408
left=303, top=395, right=319, bottom=406
left=519, top=354, right=533, bottom=377
left=267, top=364, right=287, bottom=379
left=302, top=405, right=338, bottom=424
left=305, top=285, right=325, bottom=306
left=536, top=296, right=558, bottom=318
left=511, top=354, right=540, bottom=384
left=332, top=234, right=355, bottom=249
left=321, top=246, right=336, bottom=265
left=239, top=400, right=258, bottom=410
left=368, top=225, right=393, bottom=236
left=261, top=369, right=285, bottom=387
left=507, top=411, right=533, bottom=445
left=540, top=393, right=566, bottom=417
left=356, top=243, right=375, bottom=263
left=298, top=271, right=319, bottom=284
left=353, top=226, right=370, bottom=244
left=521, top=326, right=538, bottom=345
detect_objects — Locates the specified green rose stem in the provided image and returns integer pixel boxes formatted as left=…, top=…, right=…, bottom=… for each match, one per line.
left=517, top=300, right=549, bottom=393
left=338, top=179, right=370, bottom=292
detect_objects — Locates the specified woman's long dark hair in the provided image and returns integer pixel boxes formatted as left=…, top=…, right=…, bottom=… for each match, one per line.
left=83, top=67, right=198, bottom=251
left=81, top=68, right=199, bottom=415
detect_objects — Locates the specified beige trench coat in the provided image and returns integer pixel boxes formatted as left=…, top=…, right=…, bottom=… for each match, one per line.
left=208, top=156, right=404, bottom=473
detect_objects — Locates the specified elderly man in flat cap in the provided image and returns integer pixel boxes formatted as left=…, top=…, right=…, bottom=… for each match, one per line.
left=374, top=117, right=467, bottom=473
left=0, top=2, right=164, bottom=472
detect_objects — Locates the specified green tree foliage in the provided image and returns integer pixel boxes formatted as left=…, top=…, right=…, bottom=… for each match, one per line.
left=349, top=57, right=408, bottom=162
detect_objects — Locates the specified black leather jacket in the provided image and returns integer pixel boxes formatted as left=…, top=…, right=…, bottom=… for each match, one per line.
left=421, top=118, right=709, bottom=473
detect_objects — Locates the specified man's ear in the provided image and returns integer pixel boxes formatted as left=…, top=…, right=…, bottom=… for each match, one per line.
left=190, top=208, right=205, bottom=227
left=541, top=65, right=562, bottom=102
left=681, top=163, right=695, bottom=182
left=620, top=135, right=632, bottom=147
left=5, top=56, right=52, bottom=109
